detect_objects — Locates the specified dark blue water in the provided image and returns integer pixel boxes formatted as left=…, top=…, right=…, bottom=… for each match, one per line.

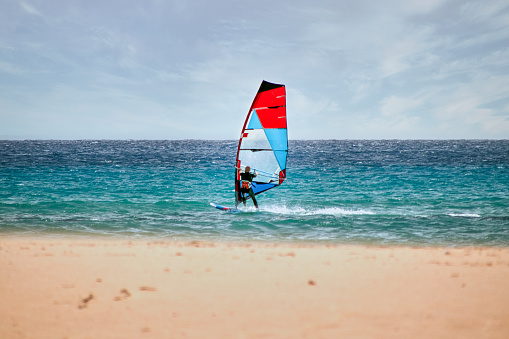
left=1, top=140, right=508, bottom=246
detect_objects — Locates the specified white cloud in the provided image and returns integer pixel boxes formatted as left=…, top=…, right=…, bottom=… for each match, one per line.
left=460, top=0, right=509, bottom=26
left=381, top=96, right=423, bottom=118
left=20, top=1, right=43, bottom=17
left=1, top=0, right=508, bottom=139
left=433, top=73, right=509, bottom=137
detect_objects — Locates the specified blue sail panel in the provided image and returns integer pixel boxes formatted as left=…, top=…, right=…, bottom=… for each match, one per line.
left=264, top=129, right=288, bottom=151
left=251, top=182, right=276, bottom=195
left=273, top=150, right=288, bottom=170
left=247, top=110, right=263, bottom=129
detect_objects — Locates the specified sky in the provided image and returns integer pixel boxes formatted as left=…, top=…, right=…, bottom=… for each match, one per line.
left=1, top=0, right=509, bottom=140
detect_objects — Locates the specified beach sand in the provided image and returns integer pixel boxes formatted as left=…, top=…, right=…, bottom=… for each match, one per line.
left=1, top=238, right=509, bottom=338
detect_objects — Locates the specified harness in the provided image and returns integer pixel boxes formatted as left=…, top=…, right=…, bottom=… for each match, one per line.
left=240, top=180, right=251, bottom=190
left=239, top=171, right=255, bottom=192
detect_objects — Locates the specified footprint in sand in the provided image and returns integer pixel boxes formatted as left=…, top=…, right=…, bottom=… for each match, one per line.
left=114, top=288, right=131, bottom=301
left=78, top=293, right=94, bottom=309
left=139, top=286, right=157, bottom=292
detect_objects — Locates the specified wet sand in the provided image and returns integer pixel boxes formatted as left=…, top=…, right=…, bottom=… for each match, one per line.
left=1, top=237, right=509, bottom=338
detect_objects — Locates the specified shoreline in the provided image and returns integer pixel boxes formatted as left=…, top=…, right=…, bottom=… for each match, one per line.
left=2, top=237, right=509, bottom=338
left=2, top=232, right=509, bottom=249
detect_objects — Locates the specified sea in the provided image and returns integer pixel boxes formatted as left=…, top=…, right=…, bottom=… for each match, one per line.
left=1, top=140, right=508, bottom=247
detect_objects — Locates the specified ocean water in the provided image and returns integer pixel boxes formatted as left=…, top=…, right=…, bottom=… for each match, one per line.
left=1, top=140, right=508, bottom=246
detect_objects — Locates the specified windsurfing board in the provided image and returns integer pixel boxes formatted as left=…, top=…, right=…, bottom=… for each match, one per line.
left=210, top=202, right=238, bottom=212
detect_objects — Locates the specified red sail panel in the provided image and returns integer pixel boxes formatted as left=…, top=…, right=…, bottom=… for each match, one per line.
left=251, top=86, right=286, bottom=109
left=255, top=106, right=287, bottom=129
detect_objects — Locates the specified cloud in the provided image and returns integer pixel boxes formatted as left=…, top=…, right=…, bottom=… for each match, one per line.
left=0, top=0, right=508, bottom=139
left=381, top=96, right=423, bottom=118
left=20, top=1, right=44, bottom=17
left=433, top=72, right=509, bottom=136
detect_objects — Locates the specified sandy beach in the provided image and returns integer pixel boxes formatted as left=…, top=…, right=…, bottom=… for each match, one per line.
left=1, top=237, right=509, bottom=338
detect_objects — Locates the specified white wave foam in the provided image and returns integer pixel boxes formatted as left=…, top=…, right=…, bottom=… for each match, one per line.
left=448, top=213, right=481, bottom=218
left=261, top=205, right=374, bottom=216
left=307, top=208, right=375, bottom=216
left=259, top=205, right=306, bottom=214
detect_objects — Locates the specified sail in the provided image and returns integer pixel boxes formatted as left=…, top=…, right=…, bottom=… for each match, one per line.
left=235, top=80, right=287, bottom=205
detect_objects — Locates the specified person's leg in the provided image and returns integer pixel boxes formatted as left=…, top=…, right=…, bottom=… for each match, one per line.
left=249, top=189, right=258, bottom=208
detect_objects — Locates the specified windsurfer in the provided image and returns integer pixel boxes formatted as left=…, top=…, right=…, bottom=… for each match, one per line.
left=238, top=166, right=258, bottom=209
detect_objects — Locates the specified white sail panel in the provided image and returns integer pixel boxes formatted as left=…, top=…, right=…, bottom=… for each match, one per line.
left=240, top=129, right=271, bottom=150
left=238, top=149, right=280, bottom=184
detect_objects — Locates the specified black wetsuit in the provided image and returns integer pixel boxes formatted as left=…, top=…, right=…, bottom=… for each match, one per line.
left=239, top=172, right=258, bottom=208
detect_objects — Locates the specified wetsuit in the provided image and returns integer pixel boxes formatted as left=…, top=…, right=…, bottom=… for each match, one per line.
left=239, top=172, right=258, bottom=208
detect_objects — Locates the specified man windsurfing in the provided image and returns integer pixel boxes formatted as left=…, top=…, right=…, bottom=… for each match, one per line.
left=237, top=166, right=258, bottom=209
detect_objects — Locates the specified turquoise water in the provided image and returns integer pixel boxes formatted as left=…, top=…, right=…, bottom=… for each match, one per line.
left=1, top=140, right=508, bottom=246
